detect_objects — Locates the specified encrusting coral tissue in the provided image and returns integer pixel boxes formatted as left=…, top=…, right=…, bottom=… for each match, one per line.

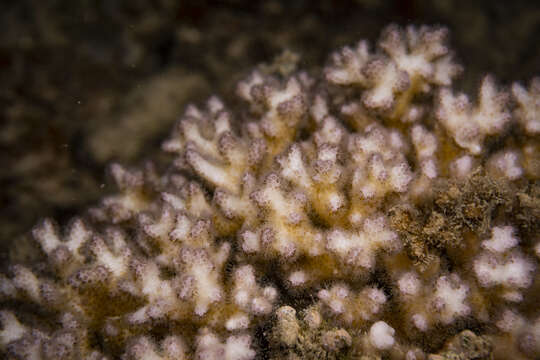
left=1, top=24, right=539, bottom=360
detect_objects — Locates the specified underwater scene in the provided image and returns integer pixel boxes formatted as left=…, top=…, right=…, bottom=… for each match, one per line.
left=0, top=1, right=539, bottom=359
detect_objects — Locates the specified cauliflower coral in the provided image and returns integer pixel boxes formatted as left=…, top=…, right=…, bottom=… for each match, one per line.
left=1, top=24, right=539, bottom=360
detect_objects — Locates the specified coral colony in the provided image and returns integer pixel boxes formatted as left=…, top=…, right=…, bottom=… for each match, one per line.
left=1, top=24, right=539, bottom=359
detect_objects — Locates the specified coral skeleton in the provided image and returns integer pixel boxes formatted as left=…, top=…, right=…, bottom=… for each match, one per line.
left=1, top=24, right=539, bottom=359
